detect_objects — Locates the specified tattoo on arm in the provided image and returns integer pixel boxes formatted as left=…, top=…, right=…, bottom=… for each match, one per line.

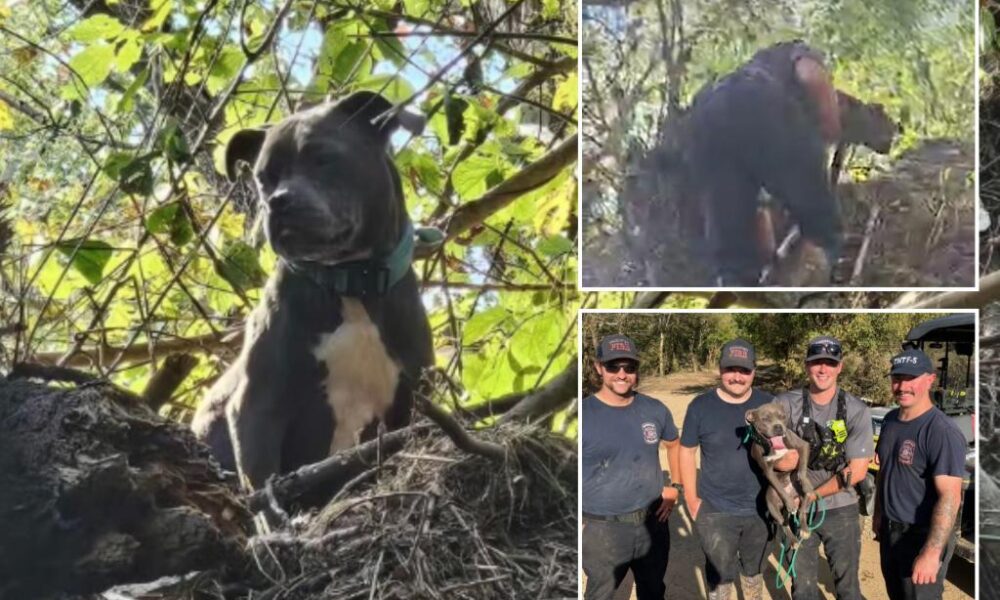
left=924, top=487, right=959, bottom=553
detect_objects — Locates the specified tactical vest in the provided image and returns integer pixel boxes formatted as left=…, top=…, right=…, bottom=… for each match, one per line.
left=799, top=387, right=849, bottom=472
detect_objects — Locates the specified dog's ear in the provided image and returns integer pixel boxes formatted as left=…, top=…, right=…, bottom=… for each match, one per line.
left=334, top=91, right=425, bottom=146
left=224, top=128, right=269, bottom=182
left=745, top=409, right=756, bottom=424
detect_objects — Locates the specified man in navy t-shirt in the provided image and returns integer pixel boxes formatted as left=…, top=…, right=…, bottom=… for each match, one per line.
left=582, top=334, right=681, bottom=600
left=875, top=349, right=966, bottom=600
left=680, top=339, right=772, bottom=600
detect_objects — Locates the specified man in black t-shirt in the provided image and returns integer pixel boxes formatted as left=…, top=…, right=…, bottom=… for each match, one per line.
left=582, top=334, right=682, bottom=600
left=875, top=349, right=966, bottom=600
left=680, top=339, right=772, bottom=600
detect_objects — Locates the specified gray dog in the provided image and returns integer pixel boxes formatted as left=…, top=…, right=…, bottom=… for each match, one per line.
left=191, top=92, right=434, bottom=496
left=745, top=403, right=816, bottom=545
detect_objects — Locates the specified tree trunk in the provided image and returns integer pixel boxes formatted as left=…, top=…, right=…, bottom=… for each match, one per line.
left=0, top=378, right=249, bottom=598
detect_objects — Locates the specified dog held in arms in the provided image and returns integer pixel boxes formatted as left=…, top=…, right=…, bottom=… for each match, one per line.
left=191, top=92, right=434, bottom=497
left=744, top=403, right=816, bottom=546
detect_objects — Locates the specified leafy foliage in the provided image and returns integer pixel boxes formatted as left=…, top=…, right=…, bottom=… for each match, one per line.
left=0, top=0, right=578, bottom=422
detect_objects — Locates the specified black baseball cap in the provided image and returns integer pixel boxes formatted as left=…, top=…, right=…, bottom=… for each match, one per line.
left=805, top=335, right=842, bottom=363
left=596, top=334, right=639, bottom=363
left=890, top=349, right=935, bottom=377
left=719, top=338, right=755, bottom=370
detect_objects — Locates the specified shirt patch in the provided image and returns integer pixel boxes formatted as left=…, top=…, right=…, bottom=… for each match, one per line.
left=898, top=439, right=916, bottom=466
left=642, top=422, right=658, bottom=444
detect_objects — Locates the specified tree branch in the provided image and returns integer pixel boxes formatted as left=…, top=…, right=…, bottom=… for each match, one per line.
left=499, top=358, right=577, bottom=423
left=32, top=330, right=241, bottom=368
left=420, top=134, right=577, bottom=256
left=892, top=272, right=1000, bottom=308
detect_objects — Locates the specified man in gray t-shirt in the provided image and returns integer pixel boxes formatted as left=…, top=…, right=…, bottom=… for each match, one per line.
left=773, top=336, right=873, bottom=600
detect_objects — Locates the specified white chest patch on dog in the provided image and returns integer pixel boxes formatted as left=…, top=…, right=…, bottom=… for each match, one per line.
left=311, top=298, right=400, bottom=453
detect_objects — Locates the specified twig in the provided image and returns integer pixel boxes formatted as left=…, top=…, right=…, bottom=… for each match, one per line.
left=414, top=395, right=506, bottom=460
left=849, top=205, right=881, bottom=286
left=245, top=423, right=432, bottom=514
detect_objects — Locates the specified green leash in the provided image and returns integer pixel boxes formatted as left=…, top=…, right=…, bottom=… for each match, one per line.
left=776, top=541, right=799, bottom=589
left=775, top=496, right=827, bottom=589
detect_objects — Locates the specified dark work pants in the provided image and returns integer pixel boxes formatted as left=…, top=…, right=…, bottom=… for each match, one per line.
left=791, top=504, right=862, bottom=600
left=879, top=519, right=956, bottom=600
left=693, top=508, right=771, bottom=590
left=582, top=507, right=670, bottom=600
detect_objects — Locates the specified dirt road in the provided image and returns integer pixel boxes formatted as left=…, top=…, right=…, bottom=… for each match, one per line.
left=589, top=370, right=974, bottom=600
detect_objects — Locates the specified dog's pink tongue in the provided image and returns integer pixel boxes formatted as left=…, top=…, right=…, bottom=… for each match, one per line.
left=769, top=436, right=786, bottom=450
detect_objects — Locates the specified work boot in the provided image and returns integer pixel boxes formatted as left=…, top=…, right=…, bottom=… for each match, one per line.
left=708, top=582, right=734, bottom=600
left=741, top=574, right=764, bottom=600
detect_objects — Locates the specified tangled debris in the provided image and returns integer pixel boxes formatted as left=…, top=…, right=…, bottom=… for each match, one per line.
left=241, top=422, right=577, bottom=600
left=0, top=374, right=578, bottom=600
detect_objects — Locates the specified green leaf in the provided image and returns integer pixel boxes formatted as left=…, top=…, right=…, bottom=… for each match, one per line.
left=66, top=14, right=125, bottom=42
left=452, top=152, right=501, bottom=201
left=542, top=0, right=560, bottom=19
left=331, top=41, right=368, bottom=84
left=355, top=74, right=414, bottom=104
left=159, top=120, right=191, bottom=164
left=537, top=234, right=573, bottom=257
left=146, top=202, right=194, bottom=246
left=55, top=239, right=113, bottom=285
left=117, top=66, right=149, bottom=113
left=142, top=0, right=173, bottom=32
left=397, top=149, right=443, bottom=195
left=118, top=156, right=154, bottom=196
left=68, top=42, right=115, bottom=88
left=510, top=309, right=564, bottom=366
left=552, top=72, right=577, bottom=113
left=114, top=36, right=142, bottom=72
left=403, top=0, right=431, bottom=16
left=103, top=151, right=133, bottom=179
left=207, top=46, right=244, bottom=95
left=216, top=241, right=267, bottom=290
left=463, top=306, right=507, bottom=345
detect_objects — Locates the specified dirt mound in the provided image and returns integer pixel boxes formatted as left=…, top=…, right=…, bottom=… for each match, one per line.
left=835, top=139, right=974, bottom=287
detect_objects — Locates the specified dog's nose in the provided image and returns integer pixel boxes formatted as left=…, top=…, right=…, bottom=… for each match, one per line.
left=774, top=424, right=784, bottom=435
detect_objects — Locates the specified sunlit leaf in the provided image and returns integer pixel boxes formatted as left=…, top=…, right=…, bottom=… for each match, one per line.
left=142, top=0, right=174, bottom=32
left=114, top=35, right=142, bottom=72
left=0, top=100, right=13, bottom=130
left=462, top=306, right=507, bottom=345
left=55, top=239, right=113, bottom=285
left=68, top=42, right=115, bottom=88
left=66, top=14, right=125, bottom=42
left=553, top=72, right=577, bottom=113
